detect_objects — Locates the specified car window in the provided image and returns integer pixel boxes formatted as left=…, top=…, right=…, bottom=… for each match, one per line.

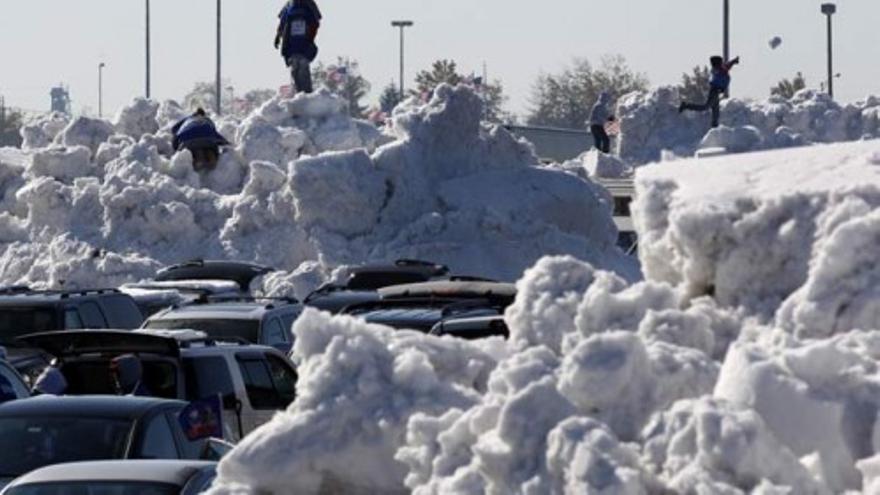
left=261, top=318, right=287, bottom=346
left=183, top=356, right=235, bottom=401
left=146, top=319, right=259, bottom=344
left=0, top=308, right=59, bottom=339
left=139, top=414, right=180, bottom=459
left=102, top=294, right=145, bottom=329
left=236, top=356, right=277, bottom=410
left=281, top=313, right=297, bottom=337
left=64, top=308, right=83, bottom=329
left=78, top=301, right=108, bottom=328
left=0, top=363, right=28, bottom=400
left=266, top=355, right=297, bottom=406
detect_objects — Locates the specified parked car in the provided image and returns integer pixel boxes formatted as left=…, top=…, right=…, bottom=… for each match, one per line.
left=0, top=396, right=216, bottom=488
left=142, top=298, right=303, bottom=353
left=342, top=298, right=504, bottom=333
left=429, top=315, right=510, bottom=340
left=1, top=460, right=217, bottom=495
left=304, top=259, right=451, bottom=314
left=19, top=330, right=299, bottom=440
left=120, top=280, right=243, bottom=318
left=155, top=260, right=274, bottom=293
left=0, top=349, right=30, bottom=402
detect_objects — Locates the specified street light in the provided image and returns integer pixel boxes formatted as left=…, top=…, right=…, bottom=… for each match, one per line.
left=723, top=0, right=730, bottom=96
left=216, top=0, right=222, bottom=115
left=821, top=3, right=837, bottom=99
left=391, top=20, right=414, bottom=99
left=98, top=62, right=106, bottom=118
left=145, top=0, right=151, bottom=99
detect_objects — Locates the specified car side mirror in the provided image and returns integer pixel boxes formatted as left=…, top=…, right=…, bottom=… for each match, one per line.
left=200, top=437, right=234, bottom=461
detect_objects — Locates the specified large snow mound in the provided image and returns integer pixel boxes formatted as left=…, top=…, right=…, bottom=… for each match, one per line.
left=617, top=87, right=880, bottom=164
left=0, top=85, right=635, bottom=293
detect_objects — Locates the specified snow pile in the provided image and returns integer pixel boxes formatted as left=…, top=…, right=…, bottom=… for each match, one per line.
left=551, top=150, right=630, bottom=181
left=617, top=87, right=880, bottom=164
left=209, top=308, right=501, bottom=495
left=0, top=85, right=634, bottom=292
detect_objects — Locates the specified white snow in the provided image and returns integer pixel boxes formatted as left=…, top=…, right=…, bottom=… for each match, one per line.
left=617, top=87, right=880, bottom=164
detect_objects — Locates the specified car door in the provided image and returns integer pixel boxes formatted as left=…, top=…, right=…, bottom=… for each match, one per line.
left=234, top=352, right=297, bottom=433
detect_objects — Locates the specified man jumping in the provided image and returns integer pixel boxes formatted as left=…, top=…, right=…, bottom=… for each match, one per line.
left=679, top=55, right=740, bottom=128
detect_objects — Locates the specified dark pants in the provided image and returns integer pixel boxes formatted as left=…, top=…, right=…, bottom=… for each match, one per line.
left=590, top=124, right=611, bottom=153
left=287, top=55, right=313, bottom=94
left=189, top=146, right=220, bottom=171
left=681, top=87, right=723, bottom=127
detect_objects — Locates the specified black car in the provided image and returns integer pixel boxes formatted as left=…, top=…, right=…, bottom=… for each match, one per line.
left=0, top=396, right=214, bottom=487
left=0, top=288, right=143, bottom=380
left=155, top=260, right=274, bottom=293
left=304, top=259, right=451, bottom=314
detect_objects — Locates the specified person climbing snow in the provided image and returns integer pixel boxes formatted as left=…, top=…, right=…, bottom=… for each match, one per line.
left=588, top=91, right=615, bottom=153
left=275, top=0, right=322, bottom=94
left=171, top=108, right=230, bottom=171
left=679, top=55, right=740, bottom=128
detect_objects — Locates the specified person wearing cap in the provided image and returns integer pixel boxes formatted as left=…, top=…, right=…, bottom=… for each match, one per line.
left=110, top=354, right=151, bottom=397
left=274, top=0, right=322, bottom=94
left=170, top=108, right=231, bottom=171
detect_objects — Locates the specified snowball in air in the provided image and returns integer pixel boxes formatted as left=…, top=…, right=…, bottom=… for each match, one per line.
left=769, top=36, right=783, bottom=49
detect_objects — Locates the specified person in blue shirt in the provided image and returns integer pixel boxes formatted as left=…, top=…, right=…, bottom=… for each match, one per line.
left=588, top=92, right=615, bottom=153
left=171, top=108, right=230, bottom=171
left=274, top=0, right=322, bottom=94
left=679, top=55, right=741, bottom=128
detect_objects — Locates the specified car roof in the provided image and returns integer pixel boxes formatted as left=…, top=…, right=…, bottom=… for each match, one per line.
left=0, top=395, right=184, bottom=419
left=155, top=260, right=273, bottom=291
left=7, top=460, right=216, bottom=487
left=379, top=281, right=517, bottom=301
left=149, top=301, right=301, bottom=321
left=0, top=288, right=125, bottom=306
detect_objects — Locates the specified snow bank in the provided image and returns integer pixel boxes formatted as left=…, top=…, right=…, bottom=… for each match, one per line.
left=0, top=85, right=633, bottom=292
left=209, top=309, right=500, bottom=495
left=617, top=87, right=880, bottom=164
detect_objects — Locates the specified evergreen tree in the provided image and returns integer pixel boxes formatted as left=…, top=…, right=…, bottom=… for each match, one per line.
left=312, top=57, right=371, bottom=118
left=771, top=72, right=807, bottom=100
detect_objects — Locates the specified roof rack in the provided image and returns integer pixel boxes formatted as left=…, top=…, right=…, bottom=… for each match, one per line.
left=341, top=297, right=499, bottom=316
left=193, top=295, right=300, bottom=307
left=56, top=288, right=121, bottom=299
left=177, top=336, right=251, bottom=348
left=447, top=275, right=499, bottom=283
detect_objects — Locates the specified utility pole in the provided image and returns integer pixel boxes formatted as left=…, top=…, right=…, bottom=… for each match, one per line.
left=391, top=20, right=414, bottom=99
left=216, top=0, right=222, bottom=115
left=821, top=3, right=837, bottom=99
left=98, top=62, right=106, bottom=118
left=145, top=0, right=151, bottom=99
left=723, top=0, right=730, bottom=96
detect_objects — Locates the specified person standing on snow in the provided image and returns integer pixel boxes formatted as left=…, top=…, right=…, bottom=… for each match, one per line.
left=275, top=0, right=322, bottom=94
left=679, top=55, right=740, bottom=128
left=171, top=108, right=230, bottom=171
left=588, top=92, right=615, bottom=153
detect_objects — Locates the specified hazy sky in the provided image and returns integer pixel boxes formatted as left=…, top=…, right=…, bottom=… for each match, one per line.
left=1, top=0, right=877, bottom=119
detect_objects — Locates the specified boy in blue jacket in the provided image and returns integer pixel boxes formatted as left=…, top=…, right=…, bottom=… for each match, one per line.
left=679, top=55, right=740, bottom=127
left=171, top=108, right=230, bottom=171
left=274, top=0, right=322, bottom=94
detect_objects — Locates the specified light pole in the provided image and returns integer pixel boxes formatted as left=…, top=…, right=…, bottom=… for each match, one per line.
left=98, top=62, right=106, bottom=118
left=216, top=0, right=222, bottom=115
left=145, top=0, right=151, bottom=99
left=391, top=20, right=414, bottom=99
left=821, top=3, right=837, bottom=99
left=723, top=0, right=730, bottom=96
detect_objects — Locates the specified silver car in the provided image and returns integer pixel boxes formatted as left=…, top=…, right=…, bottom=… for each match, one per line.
left=1, top=460, right=217, bottom=495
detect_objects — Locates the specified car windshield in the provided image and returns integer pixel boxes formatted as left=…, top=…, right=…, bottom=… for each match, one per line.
left=5, top=481, right=179, bottom=495
left=0, top=417, right=133, bottom=477
left=144, top=319, right=259, bottom=343
left=0, top=308, right=59, bottom=341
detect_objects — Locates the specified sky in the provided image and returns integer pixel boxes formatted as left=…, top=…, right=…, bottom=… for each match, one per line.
left=0, top=0, right=877, bottom=120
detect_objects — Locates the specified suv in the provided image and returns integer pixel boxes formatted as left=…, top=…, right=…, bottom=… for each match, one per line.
left=304, top=259, right=451, bottom=314
left=19, top=330, right=299, bottom=441
left=142, top=298, right=303, bottom=353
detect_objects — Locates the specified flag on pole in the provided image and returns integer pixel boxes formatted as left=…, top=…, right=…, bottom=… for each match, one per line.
left=178, top=395, right=224, bottom=441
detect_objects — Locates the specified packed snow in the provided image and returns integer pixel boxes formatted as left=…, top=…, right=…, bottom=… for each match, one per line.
left=204, top=136, right=880, bottom=494
left=617, top=86, right=880, bottom=164
left=0, top=85, right=636, bottom=294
